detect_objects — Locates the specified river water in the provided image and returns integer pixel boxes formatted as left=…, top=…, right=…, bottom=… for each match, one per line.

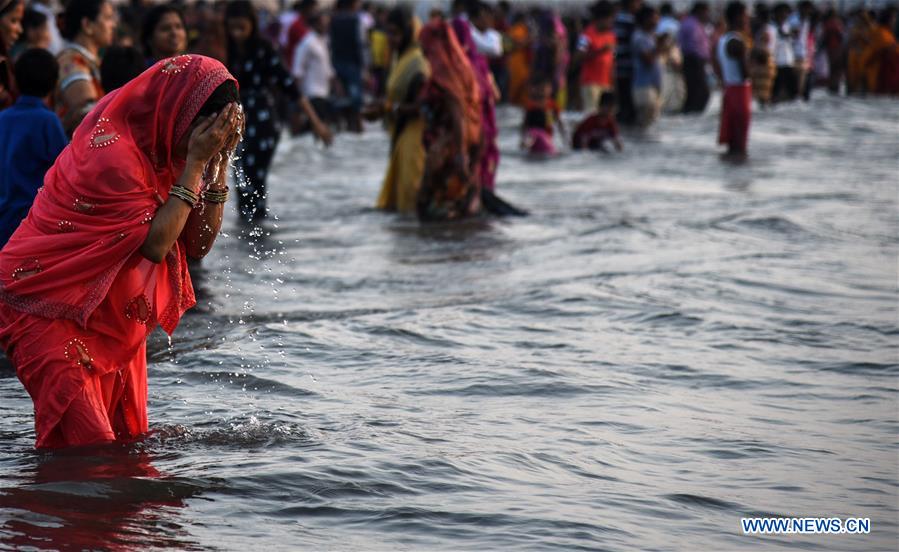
left=1, top=95, right=897, bottom=551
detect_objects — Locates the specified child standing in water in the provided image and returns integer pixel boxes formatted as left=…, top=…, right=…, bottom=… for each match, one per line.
left=717, top=1, right=751, bottom=161
left=572, top=91, right=622, bottom=152
left=521, top=79, right=565, bottom=156
left=0, top=49, right=66, bottom=248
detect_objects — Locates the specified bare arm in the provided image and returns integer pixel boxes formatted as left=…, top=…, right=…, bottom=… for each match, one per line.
left=180, top=120, right=242, bottom=258
left=140, top=161, right=204, bottom=263
left=299, top=96, right=333, bottom=146
left=180, top=154, right=227, bottom=259
left=141, top=105, right=239, bottom=263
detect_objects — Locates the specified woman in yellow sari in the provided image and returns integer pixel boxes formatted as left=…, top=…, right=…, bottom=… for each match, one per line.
left=369, top=7, right=430, bottom=213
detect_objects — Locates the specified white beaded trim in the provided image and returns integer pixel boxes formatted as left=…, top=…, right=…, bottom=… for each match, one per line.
left=161, top=55, right=193, bottom=75
left=89, top=117, right=120, bottom=149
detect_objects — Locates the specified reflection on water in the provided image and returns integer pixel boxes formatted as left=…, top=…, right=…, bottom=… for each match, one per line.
left=0, top=96, right=897, bottom=550
left=0, top=445, right=201, bottom=550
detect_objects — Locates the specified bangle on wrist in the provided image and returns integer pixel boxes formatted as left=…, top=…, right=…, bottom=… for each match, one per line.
left=170, top=185, right=200, bottom=207
left=202, top=187, right=229, bottom=204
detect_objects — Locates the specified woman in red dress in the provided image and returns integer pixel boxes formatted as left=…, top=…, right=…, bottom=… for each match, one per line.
left=0, top=54, right=242, bottom=448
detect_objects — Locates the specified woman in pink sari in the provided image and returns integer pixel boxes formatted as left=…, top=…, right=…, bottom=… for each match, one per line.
left=451, top=7, right=498, bottom=194
left=0, top=54, right=242, bottom=448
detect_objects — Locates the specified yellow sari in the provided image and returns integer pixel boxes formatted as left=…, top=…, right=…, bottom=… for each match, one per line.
left=376, top=46, right=431, bottom=213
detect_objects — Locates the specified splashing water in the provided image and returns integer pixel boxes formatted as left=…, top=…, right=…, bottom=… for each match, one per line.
left=0, top=97, right=896, bottom=550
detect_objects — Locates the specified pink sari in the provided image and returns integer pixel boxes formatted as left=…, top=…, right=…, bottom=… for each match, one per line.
left=0, top=55, right=235, bottom=448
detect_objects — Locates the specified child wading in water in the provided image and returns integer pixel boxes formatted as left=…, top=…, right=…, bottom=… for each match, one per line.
left=717, top=1, right=751, bottom=161
left=521, top=78, right=565, bottom=156
left=572, top=91, right=623, bottom=152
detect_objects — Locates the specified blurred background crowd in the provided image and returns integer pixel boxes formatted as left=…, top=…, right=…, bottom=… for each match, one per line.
left=0, top=0, right=896, bottom=229
left=1, top=0, right=896, bottom=132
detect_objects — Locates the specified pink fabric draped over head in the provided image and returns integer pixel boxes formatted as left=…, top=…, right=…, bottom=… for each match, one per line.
left=0, top=55, right=236, bottom=335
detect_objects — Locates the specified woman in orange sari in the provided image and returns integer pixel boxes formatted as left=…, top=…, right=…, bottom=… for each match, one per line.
left=846, top=10, right=874, bottom=94
left=506, top=13, right=532, bottom=106
left=0, top=55, right=242, bottom=448
left=861, top=8, right=898, bottom=94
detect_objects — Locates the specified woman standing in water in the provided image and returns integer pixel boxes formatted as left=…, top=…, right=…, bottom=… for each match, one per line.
left=453, top=1, right=499, bottom=194
left=371, top=7, right=429, bottom=214
left=506, top=13, right=532, bottom=106
left=224, top=0, right=331, bottom=221
left=0, top=55, right=242, bottom=448
left=416, top=20, right=482, bottom=222
left=0, top=0, right=23, bottom=111
left=140, top=3, right=188, bottom=64
left=56, top=0, right=116, bottom=135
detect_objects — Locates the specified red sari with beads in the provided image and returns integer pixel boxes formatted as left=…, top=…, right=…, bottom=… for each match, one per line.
left=0, top=55, right=236, bottom=448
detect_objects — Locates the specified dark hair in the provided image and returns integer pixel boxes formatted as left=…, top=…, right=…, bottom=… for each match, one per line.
left=635, top=5, right=657, bottom=27
left=660, top=3, right=674, bottom=16
left=298, top=0, right=317, bottom=14
left=0, top=0, right=21, bottom=18
left=62, top=0, right=107, bottom=41
left=591, top=1, right=615, bottom=20
left=879, top=6, right=898, bottom=26
left=726, top=1, right=747, bottom=27
left=306, top=10, right=324, bottom=28
left=100, top=46, right=144, bottom=91
left=469, top=1, right=491, bottom=20
left=691, top=2, right=710, bottom=16
left=225, top=0, right=259, bottom=43
left=386, top=6, right=414, bottom=53
left=195, top=80, right=239, bottom=120
left=22, top=7, right=48, bottom=32
left=599, top=90, right=617, bottom=108
left=14, top=48, right=58, bottom=97
left=0, top=0, right=22, bottom=56
left=773, top=3, right=791, bottom=18
left=141, top=3, right=186, bottom=58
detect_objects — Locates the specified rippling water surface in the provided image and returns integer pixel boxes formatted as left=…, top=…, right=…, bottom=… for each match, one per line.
left=1, top=96, right=897, bottom=551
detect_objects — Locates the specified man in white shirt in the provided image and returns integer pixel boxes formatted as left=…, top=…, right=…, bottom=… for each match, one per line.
left=771, top=3, right=798, bottom=102
left=470, top=5, right=503, bottom=59
left=291, top=11, right=337, bottom=124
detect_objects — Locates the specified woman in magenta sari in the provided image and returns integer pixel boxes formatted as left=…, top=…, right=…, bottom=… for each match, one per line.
left=0, top=55, right=242, bottom=448
left=451, top=7, right=526, bottom=217
left=451, top=5, right=499, bottom=194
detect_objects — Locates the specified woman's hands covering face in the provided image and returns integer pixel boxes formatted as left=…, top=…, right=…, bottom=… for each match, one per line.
left=187, top=102, right=242, bottom=166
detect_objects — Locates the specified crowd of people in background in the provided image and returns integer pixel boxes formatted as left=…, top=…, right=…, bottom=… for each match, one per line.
left=0, top=0, right=897, bottom=230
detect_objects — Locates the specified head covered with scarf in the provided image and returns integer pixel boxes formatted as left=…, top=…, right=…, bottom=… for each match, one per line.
left=0, top=55, right=237, bottom=335
left=418, top=20, right=481, bottom=148
left=450, top=17, right=493, bottom=103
